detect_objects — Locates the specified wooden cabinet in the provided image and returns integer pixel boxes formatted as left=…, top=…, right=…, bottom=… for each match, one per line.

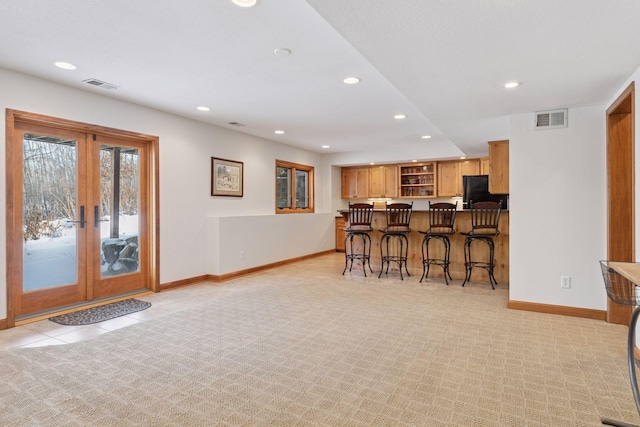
left=488, top=140, right=509, bottom=194
left=437, top=159, right=480, bottom=197
left=341, top=157, right=491, bottom=200
left=480, top=157, right=490, bottom=175
left=399, top=163, right=436, bottom=198
left=369, top=165, right=398, bottom=198
left=335, top=216, right=345, bottom=252
left=341, top=167, right=369, bottom=199
left=437, top=162, right=459, bottom=197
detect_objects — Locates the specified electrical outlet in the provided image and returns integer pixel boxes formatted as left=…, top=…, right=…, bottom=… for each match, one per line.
left=240, top=249, right=245, bottom=260
left=561, top=276, right=571, bottom=289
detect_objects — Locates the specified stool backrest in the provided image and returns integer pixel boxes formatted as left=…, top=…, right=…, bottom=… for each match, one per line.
left=428, top=201, right=457, bottom=234
left=469, top=201, right=501, bottom=236
left=346, top=203, right=374, bottom=231
left=384, top=202, right=413, bottom=232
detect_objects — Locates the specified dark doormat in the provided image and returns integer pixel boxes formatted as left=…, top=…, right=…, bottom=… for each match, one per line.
left=49, top=299, right=151, bottom=326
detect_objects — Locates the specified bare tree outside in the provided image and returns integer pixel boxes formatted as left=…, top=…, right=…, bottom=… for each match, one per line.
left=23, top=135, right=77, bottom=239
left=23, top=136, right=139, bottom=241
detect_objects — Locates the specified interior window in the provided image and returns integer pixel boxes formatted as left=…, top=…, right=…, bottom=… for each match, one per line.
left=276, top=160, right=314, bottom=214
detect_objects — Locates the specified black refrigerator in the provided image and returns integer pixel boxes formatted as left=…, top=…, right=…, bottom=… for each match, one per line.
left=462, top=175, right=508, bottom=209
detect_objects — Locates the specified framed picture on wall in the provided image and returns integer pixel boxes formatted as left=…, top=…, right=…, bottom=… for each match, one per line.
left=211, top=157, right=243, bottom=197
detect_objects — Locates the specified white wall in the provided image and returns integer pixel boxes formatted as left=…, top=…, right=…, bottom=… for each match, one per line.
left=0, top=68, right=334, bottom=319
left=207, top=213, right=335, bottom=275
left=509, top=105, right=608, bottom=309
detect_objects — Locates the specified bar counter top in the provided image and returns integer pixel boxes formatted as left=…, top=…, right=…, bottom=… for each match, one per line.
left=337, top=209, right=509, bottom=285
left=337, top=209, right=509, bottom=213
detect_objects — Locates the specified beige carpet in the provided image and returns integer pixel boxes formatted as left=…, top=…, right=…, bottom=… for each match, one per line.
left=1, top=253, right=639, bottom=426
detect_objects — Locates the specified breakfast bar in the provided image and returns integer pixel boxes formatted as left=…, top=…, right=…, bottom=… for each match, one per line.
left=338, top=209, right=509, bottom=284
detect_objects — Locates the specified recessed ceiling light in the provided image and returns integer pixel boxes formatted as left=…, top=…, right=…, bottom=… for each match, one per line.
left=421, top=135, right=432, bottom=139
left=196, top=106, right=210, bottom=111
left=343, top=77, right=360, bottom=85
left=412, top=159, right=418, bottom=163
left=394, top=114, right=407, bottom=120
left=274, top=130, right=285, bottom=135
left=54, top=61, right=76, bottom=70
left=321, top=145, right=330, bottom=149
left=274, top=48, right=292, bottom=56
left=231, top=0, right=258, bottom=7
left=504, top=81, right=519, bottom=88
left=460, top=156, right=466, bottom=159
left=370, top=162, right=375, bottom=165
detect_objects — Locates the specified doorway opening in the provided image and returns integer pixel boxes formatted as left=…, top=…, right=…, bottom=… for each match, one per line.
left=606, top=82, right=635, bottom=325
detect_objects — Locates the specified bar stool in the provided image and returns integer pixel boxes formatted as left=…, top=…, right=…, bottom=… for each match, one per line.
left=378, top=202, right=413, bottom=280
left=420, top=201, right=457, bottom=285
left=461, top=201, right=502, bottom=289
left=342, top=203, right=374, bottom=276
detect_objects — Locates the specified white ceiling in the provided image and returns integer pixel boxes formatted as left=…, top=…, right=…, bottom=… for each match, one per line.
left=0, top=0, right=639, bottom=159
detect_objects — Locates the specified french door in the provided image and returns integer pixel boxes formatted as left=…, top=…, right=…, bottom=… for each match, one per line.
left=7, top=111, right=158, bottom=320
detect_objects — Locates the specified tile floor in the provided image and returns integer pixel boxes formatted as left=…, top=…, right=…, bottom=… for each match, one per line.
left=0, top=282, right=208, bottom=350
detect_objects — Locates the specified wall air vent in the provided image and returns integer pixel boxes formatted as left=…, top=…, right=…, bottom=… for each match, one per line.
left=82, top=78, right=119, bottom=90
left=535, top=109, right=567, bottom=129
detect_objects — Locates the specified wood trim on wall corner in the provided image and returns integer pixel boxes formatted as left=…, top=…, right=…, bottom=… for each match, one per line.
left=508, top=300, right=607, bottom=321
left=159, top=275, right=210, bottom=292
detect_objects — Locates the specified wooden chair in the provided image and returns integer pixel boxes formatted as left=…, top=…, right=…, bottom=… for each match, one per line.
left=342, top=203, right=374, bottom=276
left=461, top=201, right=502, bottom=289
left=378, top=202, right=413, bottom=280
left=420, top=201, right=457, bottom=284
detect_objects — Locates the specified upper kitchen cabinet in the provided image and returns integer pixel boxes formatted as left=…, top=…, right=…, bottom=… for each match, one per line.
left=369, top=165, right=398, bottom=198
left=488, top=140, right=509, bottom=194
left=480, top=157, right=490, bottom=175
left=341, top=167, right=369, bottom=199
left=437, top=159, right=480, bottom=197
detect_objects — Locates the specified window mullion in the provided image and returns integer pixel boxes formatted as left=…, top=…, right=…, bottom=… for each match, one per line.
left=290, top=167, right=296, bottom=209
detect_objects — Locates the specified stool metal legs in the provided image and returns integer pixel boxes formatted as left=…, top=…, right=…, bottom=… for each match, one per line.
left=379, top=233, right=410, bottom=280
left=462, top=236, right=497, bottom=289
left=342, top=232, right=373, bottom=276
left=421, top=235, right=452, bottom=285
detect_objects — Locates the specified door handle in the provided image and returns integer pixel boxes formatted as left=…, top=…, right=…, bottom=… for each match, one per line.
left=68, top=206, right=86, bottom=228
left=94, top=206, right=99, bottom=228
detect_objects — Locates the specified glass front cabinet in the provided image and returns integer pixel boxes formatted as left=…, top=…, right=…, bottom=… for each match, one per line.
left=399, top=163, right=436, bottom=198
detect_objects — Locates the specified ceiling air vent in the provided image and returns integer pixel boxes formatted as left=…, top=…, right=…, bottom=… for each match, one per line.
left=82, top=78, right=119, bottom=90
left=227, top=122, right=245, bottom=127
left=535, top=109, right=567, bottom=129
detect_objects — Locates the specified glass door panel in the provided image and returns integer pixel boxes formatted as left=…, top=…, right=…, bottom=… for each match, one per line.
left=99, top=145, right=140, bottom=278
left=22, top=133, right=79, bottom=291
left=91, top=135, right=148, bottom=299
left=13, top=122, right=88, bottom=316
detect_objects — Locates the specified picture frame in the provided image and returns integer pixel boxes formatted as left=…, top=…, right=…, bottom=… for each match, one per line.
left=211, top=157, right=243, bottom=197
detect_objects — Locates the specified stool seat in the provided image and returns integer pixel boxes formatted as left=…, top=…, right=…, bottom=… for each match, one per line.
left=461, top=201, right=502, bottom=289
left=420, top=202, right=457, bottom=285
left=379, top=202, right=413, bottom=280
left=342, top=203, right=374, bottom=277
